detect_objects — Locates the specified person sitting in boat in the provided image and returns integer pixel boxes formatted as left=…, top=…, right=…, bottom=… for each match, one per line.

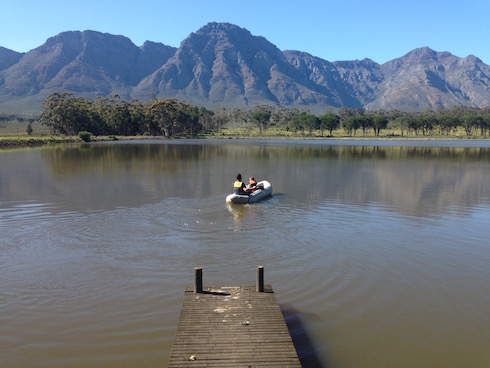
left=247, top=176, right=258, bottom=191
left=234, top=173, right=250, bottom=195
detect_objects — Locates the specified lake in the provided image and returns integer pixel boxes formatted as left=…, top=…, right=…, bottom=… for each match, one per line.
left=1, top=139, right=490, bottom=367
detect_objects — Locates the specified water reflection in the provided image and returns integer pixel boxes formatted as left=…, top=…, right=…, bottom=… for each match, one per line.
left=1, top=140, right=490, bottom=368
left=226, top=203, right=246, bottom=231
left=1, top=141, right=490, bottom=218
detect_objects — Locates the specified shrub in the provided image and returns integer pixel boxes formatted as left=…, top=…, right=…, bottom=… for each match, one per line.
left=78, top=131, right=92, bottom=142
left=26, top=123, right=33, bottom=136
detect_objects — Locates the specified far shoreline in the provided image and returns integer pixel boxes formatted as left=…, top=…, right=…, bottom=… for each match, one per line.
left=2, top=134, right=490, bottom=150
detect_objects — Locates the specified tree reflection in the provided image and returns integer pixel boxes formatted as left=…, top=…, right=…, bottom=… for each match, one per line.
left=3, top=141, right=490, bottom=217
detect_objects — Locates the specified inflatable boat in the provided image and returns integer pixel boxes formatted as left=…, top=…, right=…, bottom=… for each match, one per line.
left=225, top=180, right=272, bottom=204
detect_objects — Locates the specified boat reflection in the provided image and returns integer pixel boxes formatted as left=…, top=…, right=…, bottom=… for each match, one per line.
left=226, top=202, right=247, bottom=231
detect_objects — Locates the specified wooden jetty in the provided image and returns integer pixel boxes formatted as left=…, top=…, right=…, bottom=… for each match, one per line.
left=168, top=266, right=301, bottom=367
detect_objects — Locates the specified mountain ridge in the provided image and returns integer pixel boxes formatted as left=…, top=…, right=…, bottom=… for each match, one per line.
left=0, top=22, right=489, bottom=114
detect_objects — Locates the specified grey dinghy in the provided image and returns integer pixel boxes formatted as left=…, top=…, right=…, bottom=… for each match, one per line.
left=225, top=180, right=273, bottom=204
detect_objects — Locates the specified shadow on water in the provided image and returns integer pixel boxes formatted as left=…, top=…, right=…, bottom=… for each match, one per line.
left=281, top=304, right=326, bottom=368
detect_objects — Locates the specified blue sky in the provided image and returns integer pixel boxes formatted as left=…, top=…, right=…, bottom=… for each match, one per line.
left=1, top=0, right=489, bottom=64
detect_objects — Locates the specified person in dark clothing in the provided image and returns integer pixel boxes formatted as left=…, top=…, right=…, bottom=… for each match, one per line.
left=233, top=173, right=249, bottom=195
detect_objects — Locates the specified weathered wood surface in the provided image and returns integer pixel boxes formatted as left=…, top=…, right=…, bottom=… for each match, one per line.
left=168, top=285, right=301, bottom=367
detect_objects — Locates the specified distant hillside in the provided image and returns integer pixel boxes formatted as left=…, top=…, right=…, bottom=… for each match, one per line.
left=0, top=22, right=489, bottom=114
left=0, top=47, right=23, bottom=71
left=369, top=47, right=490, bottom=111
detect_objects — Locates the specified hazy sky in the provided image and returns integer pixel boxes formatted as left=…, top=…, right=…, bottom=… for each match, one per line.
left=1, top=0, right=489, bottom=64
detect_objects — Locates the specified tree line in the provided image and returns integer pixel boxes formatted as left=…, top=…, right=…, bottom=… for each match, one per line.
left=39, top=93, right=212, bottom=137
left=39, top=92, right=490, bottom=137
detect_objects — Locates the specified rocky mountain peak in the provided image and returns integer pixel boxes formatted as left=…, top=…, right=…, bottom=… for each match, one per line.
left=0, top=23, right=489, bottom=114
left=393, top=47, right=457, bottom=67
left=406, top=46, right=438, bottom=58
left=196, top=22, right=247, bottom=35
left=186, top=22, right=277, bottom=54
left=462, top=54, right=483, bottom=64
left=133, top=22, right=292, bottom=106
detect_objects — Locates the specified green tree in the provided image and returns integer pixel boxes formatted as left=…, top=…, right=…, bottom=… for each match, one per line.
left=303, top=114, right=319, bottom=136
left=251, top=109, right=271, bottom=135
left=40, top=92, right=98, bottom=135
left=342, top=116, right=361, bottom=136
left=290, top=113, right=305, bottom=134
left=145, top=99, right=202, bottom=137
left=176, top=103, right=202, bottom=136
left=406, top=115, right=421, bottom=136
left=461, top=114, right=482, bottom=136
left=318, top=112, right=340, bottom=136
left=212, top=108, right=228, bottom=133
left=371, top=116, right=388, bottom=136
left=40, top=92, right=68, bottom=134
left=198, top=107, right=214, bottom=132
left=128, top=99, right=147, bottom=135
left=359, top=116, right=372, bottom=136
left=420, top=115, right=436, bottom=136
left=147, top=99, right=179, bottom=136
left=338, top=107, right=356, bottom=120
left=437, top=114, right=459, bottom=135
left=480, top=114, right=490, bottom=136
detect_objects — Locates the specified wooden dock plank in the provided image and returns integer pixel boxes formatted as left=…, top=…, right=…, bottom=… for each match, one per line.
left=168, top=286, right=301, bottom=367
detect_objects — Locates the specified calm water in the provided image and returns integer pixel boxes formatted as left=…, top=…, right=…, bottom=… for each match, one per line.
left=1, top=139, right=490, bottom=368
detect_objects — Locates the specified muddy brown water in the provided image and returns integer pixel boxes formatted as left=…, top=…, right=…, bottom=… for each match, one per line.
left=1, top=139, right=490, bottom=367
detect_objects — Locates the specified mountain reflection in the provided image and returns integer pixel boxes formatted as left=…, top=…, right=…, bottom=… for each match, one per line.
left=2, top=141, right=490, bottom=217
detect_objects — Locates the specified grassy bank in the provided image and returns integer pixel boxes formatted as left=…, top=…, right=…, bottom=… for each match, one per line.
left=1, top=126, right=489, bottom=149
left=0, top=135, right=175, bottom=149
left=0, top=136, right=77, bottom=149
left=206, top=126, right=489, bottom=140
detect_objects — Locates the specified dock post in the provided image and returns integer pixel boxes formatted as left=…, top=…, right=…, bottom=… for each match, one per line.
left=256, top=266, right=264, bottom=292
left=194, top=267, right=203, bottom=293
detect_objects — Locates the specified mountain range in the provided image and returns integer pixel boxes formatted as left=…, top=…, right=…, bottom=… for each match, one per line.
left=0, top=22, right=489, bottom=115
